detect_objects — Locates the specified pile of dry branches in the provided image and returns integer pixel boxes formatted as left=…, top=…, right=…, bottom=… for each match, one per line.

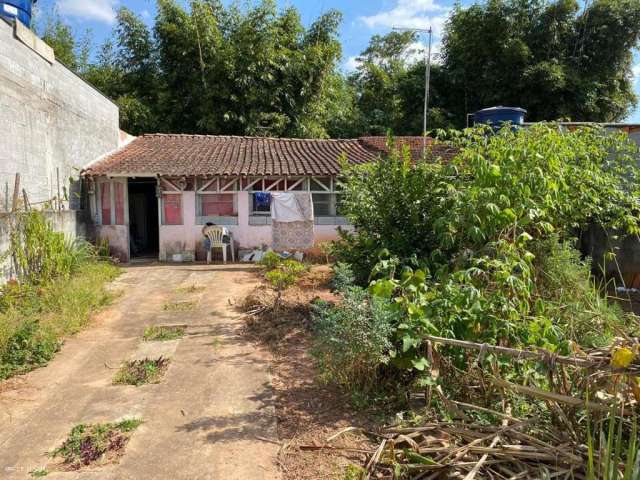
left=366, top=418, right=589, bottom=479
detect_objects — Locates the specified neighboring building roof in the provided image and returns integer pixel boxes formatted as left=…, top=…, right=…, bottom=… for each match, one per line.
left=85, top=134, right=456, bottom=177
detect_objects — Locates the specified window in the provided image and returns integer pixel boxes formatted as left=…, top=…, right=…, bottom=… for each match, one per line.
left=199, top=194, right=236, bottom=216
left=251, top=192, right=271, bottom=215
left=312, top=193, right=334, bottom=216
left=100, top=183, right=111, bottom=225
left=162, top=194, right=183, bottom=225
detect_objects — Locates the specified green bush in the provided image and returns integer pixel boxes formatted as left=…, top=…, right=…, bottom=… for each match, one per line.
left=330, top=262, right=356, bottom=293
left=9, top=211, right=99, bottom=285
left=337, top=126, right=639, bottom=357
left=263, top=258, right=307, bottom=310
left=259, top=251, right=282, bottom=270
left=311, top=287, right=399, bottom=395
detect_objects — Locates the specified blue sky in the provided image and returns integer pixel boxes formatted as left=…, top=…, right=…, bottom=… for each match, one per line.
left=34, top=0, right=640, bottom=122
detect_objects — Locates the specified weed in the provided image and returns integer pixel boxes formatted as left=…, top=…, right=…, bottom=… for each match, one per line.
left=210, top=336, right=222, bottom=351
left=311, top=287, right=398, bottom=396
left=113, top=357, right=170, bottom=386
left=0, top=262, right=119, bottom=380
left=259, top=251, right=282, bottom=270
left=162, top=301, right=196, bottom=312
left=49, top=418, right=143, bottom=470
left=331, top=262, right=356, bottom=293
left=343, top=464, right=366, bottom=480
left=175, top=285, right=205, bottom=294
left=142, top=325, right=185, bottom=341
left=29, top=468, right=48, bottom=477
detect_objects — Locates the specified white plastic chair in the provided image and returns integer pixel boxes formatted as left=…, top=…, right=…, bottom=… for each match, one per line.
left=205, top=227, right=235, bottom=264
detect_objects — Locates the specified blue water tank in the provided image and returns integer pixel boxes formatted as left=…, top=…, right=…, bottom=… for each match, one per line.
left=0, top=0, right=36, bottom=27
left=473, top=106, right=527, bottom=128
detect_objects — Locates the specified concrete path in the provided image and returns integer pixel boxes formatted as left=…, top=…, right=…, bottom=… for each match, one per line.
left=0, top=264, right=280, bottom=480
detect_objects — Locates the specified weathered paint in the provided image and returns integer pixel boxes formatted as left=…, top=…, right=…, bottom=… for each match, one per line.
left=157, top=191, right=350, bottom=261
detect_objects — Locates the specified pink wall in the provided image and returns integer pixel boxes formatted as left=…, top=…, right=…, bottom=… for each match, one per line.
left=96, top=225, right=129, bottom=262
left=158, top=191, right=350, bottom=261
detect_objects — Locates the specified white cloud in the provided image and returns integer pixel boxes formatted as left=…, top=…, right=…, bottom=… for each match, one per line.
left=633, top=63, right=640, bottom=83
left=56, top=0, right=118, bottom=24
left=360, top=0, right=449, bottom=33
left=344, top=56, right=361, bottom=72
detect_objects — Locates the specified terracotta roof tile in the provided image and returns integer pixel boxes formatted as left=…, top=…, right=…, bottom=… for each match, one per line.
left=85, top=134, right=456, bottom=177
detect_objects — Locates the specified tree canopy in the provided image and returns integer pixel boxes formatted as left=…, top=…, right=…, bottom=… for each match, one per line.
left=37, top=0, right=640, bottom=136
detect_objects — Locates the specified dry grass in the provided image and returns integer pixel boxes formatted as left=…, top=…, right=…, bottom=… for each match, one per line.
left=241, top=266, right=377, bottom=479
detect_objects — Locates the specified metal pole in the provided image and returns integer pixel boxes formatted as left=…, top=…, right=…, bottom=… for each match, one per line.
left=423, top=27, right=432, bottom=153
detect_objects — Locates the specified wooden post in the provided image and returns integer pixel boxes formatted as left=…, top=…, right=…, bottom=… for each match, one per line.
left=22, top=189, right=29, bottom=211
left=11, top=173, right=20, bottom=212
left=56, top=167, right=61, bottom=210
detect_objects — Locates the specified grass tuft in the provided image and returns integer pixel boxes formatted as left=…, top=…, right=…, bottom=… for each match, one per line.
left=142, top=325, right=185, bottom=342
left=49, top=418, right=143, bottom=470
left=162, top=301, right=196, bottom=312
left=175, top=285, right=205, bottom=294
left=113, top=357, right=170, bottom=386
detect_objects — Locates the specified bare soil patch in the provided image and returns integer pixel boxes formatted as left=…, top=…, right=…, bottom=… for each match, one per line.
left=242, top=265, right=378, bottom=479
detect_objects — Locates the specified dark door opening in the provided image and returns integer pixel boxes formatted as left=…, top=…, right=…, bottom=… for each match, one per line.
left=128, top=179, right=159, bottom=258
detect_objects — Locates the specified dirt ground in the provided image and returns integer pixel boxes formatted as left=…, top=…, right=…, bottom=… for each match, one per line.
left=0, top=264, right=280, bottom=480
left=243, top=266, right=378, bottom=480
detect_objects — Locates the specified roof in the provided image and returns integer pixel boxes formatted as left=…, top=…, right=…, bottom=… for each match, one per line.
left=85, top=134, right=456, bottom=177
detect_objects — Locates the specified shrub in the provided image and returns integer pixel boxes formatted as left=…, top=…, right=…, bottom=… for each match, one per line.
left=311, top=287, right=398, bottom=395
left=265, top=269, right=298, bottom=311
left=330, top=262, right=356, bottom=293
left=259, top=251, right=282, bottom=270
left=9, top=211, right=98, bottom=285
left=263, top=258, right=307, bottom=311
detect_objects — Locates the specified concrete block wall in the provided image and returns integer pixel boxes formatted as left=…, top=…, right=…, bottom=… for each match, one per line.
left=0, top=19, right=119, bottom=209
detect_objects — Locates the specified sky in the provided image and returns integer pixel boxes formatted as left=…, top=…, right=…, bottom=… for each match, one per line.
left=33, top=0, right=640, bottom=123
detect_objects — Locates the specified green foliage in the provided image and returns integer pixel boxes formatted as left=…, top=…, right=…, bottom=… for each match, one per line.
left=259, top=251, right=282, bottom=270
left=49, top=418, right=143, bottom=469
left=265, top=269, right=297, bottom=293
left=335, top=125, right=639, bottom=373
left=113, top=357, right=169, bottom=386
left=330, top=262, right=356, bottom=293
left=143, top=325, right=185, bottom=342
left=263, top=258, right=307, bottom=310
left=441, top=0, right=640, bottom=125
left=0, top=262, right=118, bottom=380
left=37, top=0, right=640, bottom=136
left=311, top=287, right=398, bottom=395
left=9, top=211, right=97, bottom=285
left=586, top=407, right=639, bottom=480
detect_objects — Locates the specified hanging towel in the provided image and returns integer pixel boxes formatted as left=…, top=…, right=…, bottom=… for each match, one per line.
left=254, top=192, right=271, bottom=209
left=270, top=192, right=314, bottom=222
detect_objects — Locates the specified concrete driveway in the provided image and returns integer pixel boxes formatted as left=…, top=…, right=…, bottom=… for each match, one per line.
left=0, top=264, right=280, bottom=480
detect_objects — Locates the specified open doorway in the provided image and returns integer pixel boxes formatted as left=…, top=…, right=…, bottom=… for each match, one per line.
left=128, top=178, right=159, bottom=258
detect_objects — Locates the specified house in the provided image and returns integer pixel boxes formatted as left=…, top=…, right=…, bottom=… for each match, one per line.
left=83, top=134, right=452, bottom=262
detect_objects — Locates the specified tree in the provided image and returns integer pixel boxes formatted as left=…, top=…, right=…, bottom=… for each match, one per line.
left=440, top=0, right=640, bottom=125
left=39, top=14, right=90, bottom=73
